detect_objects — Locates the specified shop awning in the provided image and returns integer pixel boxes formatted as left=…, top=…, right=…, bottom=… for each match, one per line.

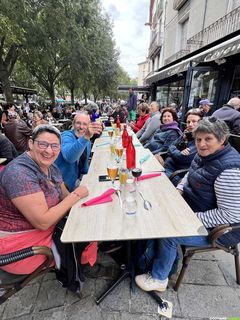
left=117, top=85, right=150, bottom=92
left=0, top=85, right=37, bottom=95
left=146, top=34, right=240, bottom=84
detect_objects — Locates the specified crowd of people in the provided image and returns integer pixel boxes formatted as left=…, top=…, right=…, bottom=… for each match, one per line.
left=0, top=91, right=240, bottom=296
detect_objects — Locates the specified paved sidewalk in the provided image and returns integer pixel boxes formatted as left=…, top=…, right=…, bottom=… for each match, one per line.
left=0, top=249, right=240, bottom=320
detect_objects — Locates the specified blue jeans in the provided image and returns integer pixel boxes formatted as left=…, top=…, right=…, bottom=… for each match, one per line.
left=150, top=236, right=210, bottom=280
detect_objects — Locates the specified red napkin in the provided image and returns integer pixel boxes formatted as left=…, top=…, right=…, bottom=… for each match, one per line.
left=81, top=242, right=98, bottom=266
left=138, top=173, right=161, bottom=181
left=81, top=188, right=115, bottom=207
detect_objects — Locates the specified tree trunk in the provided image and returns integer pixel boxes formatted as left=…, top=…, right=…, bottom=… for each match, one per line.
left=48, top=84, right=55, bottom=108
left=0, top=68, right=14, bottom=104
left=70, top=88, right=74, bottom=105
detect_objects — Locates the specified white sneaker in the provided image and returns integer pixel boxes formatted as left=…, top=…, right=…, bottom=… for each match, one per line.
left=135, top=273, right=168, bottom=292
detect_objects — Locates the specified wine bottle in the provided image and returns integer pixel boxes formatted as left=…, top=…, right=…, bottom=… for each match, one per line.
left=116, top=115, right=121, bottom=129
left=126, top=136, right=136, bottom=170
left=122, top=125, right=129, bottom=148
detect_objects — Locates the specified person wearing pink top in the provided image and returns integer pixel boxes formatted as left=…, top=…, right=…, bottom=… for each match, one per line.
left=130, top=103, right=150, bottom=133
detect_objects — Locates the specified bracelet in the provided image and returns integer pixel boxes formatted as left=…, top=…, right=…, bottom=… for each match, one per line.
left=72, top=191, right=81, bottom=198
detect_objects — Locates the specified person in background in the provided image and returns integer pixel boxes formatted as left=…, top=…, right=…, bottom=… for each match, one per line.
left=4, top=112, right=32, bottom=154
left=155, top=109, right=203, bottom=185
left=55, top=111, right=102, bottom=192
left=0, top=125, right=89, bottom=275
left=32, top=111, right=48, bottom=129
left=144, top=107, right=181, bottom=154
left=135, top=118, right=240, bottom=292
left=130, top=103, right=149, bottom=133
left=127, top=88, right=137, bottom=121
left=111, top=104, right=127, bottom=123
left=199, top=99, right=213, bottom=116
left=136, top=101, right=161, bottom=145
left=1, top=103, right=15, bottom=129
left=0, top=132, right=18, bottom=164
left=212, top=97, right=240, bottom=134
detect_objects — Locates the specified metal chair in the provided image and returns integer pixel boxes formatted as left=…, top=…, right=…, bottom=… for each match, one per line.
left=174, top=223, right=240, bottom=291
left=0, top=246, right=54, bottom=304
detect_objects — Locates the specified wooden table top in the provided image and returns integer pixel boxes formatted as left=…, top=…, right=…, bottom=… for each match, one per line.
left=61, top=132, right=207, bottom=243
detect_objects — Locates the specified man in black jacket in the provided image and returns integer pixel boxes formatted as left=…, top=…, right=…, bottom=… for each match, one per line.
left=0, top=133, right=18, bottom=164
left=212, top=97, right=240, bottom=134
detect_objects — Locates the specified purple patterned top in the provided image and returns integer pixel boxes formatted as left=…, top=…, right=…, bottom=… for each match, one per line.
left=0, top=152, right=63, bottom=232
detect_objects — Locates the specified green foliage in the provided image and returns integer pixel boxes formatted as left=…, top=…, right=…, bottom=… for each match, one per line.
left=0, top=0, right=133, bottom=103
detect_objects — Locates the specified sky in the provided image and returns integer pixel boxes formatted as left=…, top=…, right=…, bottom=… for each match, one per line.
left=101, top=0, right=150, bottom=79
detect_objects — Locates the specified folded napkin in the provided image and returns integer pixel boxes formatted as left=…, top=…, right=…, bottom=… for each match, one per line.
left=133, top=143, right=141, bottom=147
left=138, top=173, right=161, bottom=181
left=96, top=141, right=110, bottom=147
left=81, top=188, right=115, bottom=207
left=139, top=154, right=150, bottom=165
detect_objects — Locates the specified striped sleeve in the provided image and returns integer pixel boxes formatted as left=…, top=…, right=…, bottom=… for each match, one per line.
left=196, top=169, right=240, bottom=228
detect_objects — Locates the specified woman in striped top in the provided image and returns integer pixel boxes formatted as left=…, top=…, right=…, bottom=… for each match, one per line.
left=135, top=117, right=240, bottom=292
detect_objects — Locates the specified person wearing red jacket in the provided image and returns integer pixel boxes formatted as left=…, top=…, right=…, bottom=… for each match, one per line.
left=130, top=103, right=149, bottom=133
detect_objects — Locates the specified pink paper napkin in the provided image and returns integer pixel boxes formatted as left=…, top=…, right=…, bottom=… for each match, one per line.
left=137, top=173, right=161, bottom=181
left=81, top=188, right=115, bottom=207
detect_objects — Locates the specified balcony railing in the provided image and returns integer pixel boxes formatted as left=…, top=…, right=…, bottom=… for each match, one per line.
left=164, top=49, right=190, bottom=65
left=187, top=6, right=240, bottom=51
left=148, top=31, right=163, bottom=58
left=173, top=0, right=188, bottom=10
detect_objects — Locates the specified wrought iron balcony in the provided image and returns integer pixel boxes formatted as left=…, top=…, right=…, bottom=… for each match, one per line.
left=164, top=49, right=190, bottom=65
left=148, top=31, right=163, bottom=58
left=187, top=6, right=240, bottom=51
left=173, top=0, right=188, bottom=10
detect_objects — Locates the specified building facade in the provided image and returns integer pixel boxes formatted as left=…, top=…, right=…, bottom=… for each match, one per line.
left=146, top=0, right=240, bottom=116
left=137, top=60, right=149, bottom=86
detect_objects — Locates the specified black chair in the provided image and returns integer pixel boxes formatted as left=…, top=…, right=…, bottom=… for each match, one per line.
left=0, top=246, right=54, bottom=304
left=229, top=134, right=240, bottom=153
left=174, top=223, right=240, bottom=291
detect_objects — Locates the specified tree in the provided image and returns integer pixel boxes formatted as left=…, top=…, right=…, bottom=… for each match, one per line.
left=0, top=1, right=28, bottom=103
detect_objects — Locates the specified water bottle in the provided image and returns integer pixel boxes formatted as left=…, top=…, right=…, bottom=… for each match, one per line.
left=123, top=178, right=137, bottom=215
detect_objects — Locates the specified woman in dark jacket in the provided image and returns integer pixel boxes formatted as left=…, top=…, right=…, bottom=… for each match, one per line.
left=145, top=107, right=182, bottom=155
left=156, top=108, right=203, bottom=185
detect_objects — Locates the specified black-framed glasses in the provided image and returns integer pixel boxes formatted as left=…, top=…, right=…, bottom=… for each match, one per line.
left=34, top=140, right=60, bottom=151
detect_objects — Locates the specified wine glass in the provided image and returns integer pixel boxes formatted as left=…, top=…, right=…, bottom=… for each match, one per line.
left=107, top=162, right=119, bottom=187
left=108, top=130, right=114, bottom=138
left=132, top=167, right=142, bottom=185
left=115, top=142, right=124, bottom=164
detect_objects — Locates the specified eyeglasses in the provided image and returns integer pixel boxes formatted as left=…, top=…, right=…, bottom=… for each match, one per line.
left=34, top=140, right=61, bottom=151
left=208, top=116, right=217, bottom=123
left=74, top=121, right=88, bottom=126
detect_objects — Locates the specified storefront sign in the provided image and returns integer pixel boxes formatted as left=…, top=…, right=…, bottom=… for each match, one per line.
left=203, top=40, right=240, bottom=62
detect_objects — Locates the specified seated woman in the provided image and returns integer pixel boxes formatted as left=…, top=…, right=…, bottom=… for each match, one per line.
left=32, top=111, right=48, bottom=129
left=155, top=108, right=203, bottom=185
left=144, top=107, right=182, bottom=155
left=135, top=118, right=240, bottom=292
left=130, top=103, right=149, bottom=133
left=0, top=124, right=89, bottom=276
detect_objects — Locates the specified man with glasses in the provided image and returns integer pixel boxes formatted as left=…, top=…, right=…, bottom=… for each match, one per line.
left=55, top=111, right=102, bottom=191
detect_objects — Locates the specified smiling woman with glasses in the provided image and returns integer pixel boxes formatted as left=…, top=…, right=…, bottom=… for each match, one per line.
left=0, top=124, right=89, bottom=280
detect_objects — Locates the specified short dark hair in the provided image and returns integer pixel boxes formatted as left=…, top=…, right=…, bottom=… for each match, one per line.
left=160, top=107, right=178, bottom=122
left=185, top=108, right=204, bottom=121
left=31, top=124, right=61, bottom=141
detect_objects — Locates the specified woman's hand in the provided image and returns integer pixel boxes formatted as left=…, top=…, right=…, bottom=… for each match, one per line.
left=155, top=154, right=165, bottom=166
left=74, top=185, right=89, bottom=199
left=181, top=148, right=190, bottom=156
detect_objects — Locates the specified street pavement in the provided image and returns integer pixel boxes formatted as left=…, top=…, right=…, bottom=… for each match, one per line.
left=0, top=248, right=240, bottom=320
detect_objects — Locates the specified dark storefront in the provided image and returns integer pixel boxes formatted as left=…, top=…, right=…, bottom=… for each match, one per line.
left=147, top=34, right=240, bottom=117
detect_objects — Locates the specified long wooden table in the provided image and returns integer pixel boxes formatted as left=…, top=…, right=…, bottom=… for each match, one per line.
left=61, top=131, right=207, bottom=243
